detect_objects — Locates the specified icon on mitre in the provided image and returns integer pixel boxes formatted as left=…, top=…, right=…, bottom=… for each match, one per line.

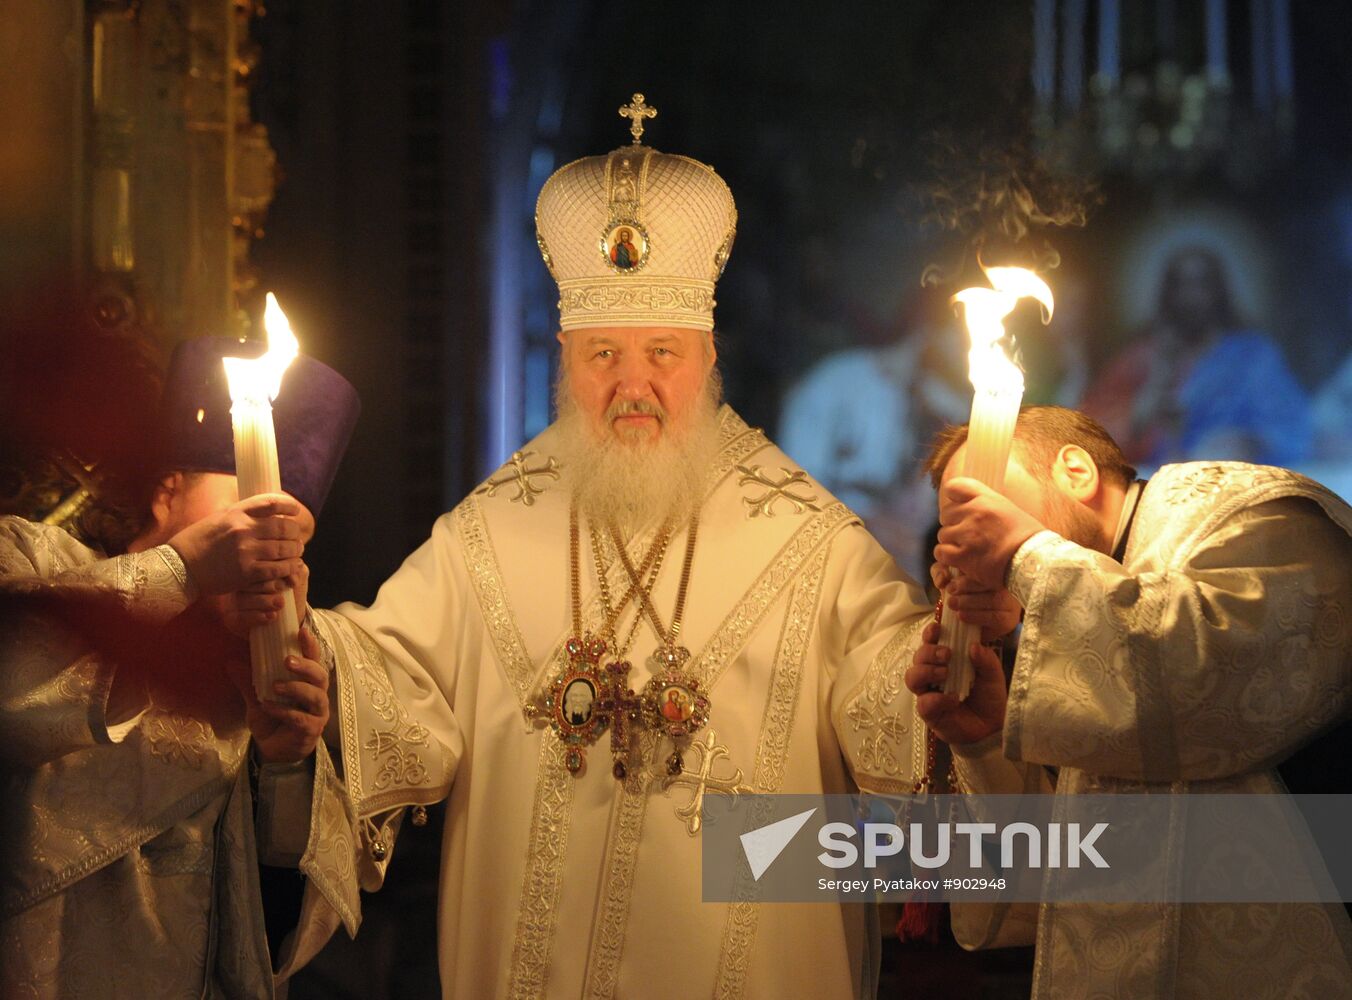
left=602, top=220, right=649, bottom=272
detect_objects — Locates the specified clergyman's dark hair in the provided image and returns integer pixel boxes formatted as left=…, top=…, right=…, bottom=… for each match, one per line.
left=924, top=405, right=1138, bottom=489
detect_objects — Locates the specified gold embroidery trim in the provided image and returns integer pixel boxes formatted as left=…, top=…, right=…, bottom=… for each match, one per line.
left=298, top=740, right=362, bottom=935
left=580, top=730, right=661, bottom=1000
left=692, top=501, right=854, bottom=692
left=506, top=736, right=576, bottom=1000
left=659, top=729, right=752, bottom=836
left=455, top=496, right=539, bottom=706
left=736, top=465, right=822, bottom=518
left=314, top=611, right=451, bottom=815
left=475, top=450, right=561, bottom=506
left=713, top=545, right=827, bottom=998
left=835, top=615, right=929, bottom=794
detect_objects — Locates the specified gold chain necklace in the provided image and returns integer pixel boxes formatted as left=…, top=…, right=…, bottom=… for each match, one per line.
left=589, top=519, right=672, bottom=660
left=537, top=506, right=676, bottom=778
left=609, top=510, right=710, bottom=775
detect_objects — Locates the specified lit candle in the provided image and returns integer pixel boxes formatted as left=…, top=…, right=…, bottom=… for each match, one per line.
left=939, top=267, right=1054, bottom=700
left=223, top=293, right=302, bottom=703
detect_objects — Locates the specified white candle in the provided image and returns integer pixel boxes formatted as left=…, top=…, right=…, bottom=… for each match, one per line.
left=939, top=267, right=1054, bottom=700
left=223, top=293, right=302, bottom=703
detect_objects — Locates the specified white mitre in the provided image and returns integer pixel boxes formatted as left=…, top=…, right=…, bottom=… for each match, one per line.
left=535, top=94, right=738, bottom=332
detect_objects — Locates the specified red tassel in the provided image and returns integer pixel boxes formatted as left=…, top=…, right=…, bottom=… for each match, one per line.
left=896, top=899, right=946, bottom=946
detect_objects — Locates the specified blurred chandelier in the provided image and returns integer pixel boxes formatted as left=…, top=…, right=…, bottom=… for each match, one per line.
left=1031, top=0, right=1294, bottom=184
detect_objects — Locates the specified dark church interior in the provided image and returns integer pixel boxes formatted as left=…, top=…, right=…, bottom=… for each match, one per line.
left=4, top=1, right=1352, bottom=996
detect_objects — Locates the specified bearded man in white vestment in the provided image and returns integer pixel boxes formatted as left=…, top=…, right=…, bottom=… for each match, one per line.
left=907, top=405, right=1352, bottom=999
left=308, top=100, right=1022, bottom=999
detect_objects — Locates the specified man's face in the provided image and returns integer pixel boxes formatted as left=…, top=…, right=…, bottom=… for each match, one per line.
left=559, top=326, right=714, bottom=446
left=166, top=472, right=240, bottom=537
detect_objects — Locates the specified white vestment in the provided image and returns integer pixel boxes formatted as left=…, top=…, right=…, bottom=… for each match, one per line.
left=951, top=462, right=1352, bottom=999
left=0, top=516, right=456, bottom=998
left=320, top=407, right=932, bottom=1000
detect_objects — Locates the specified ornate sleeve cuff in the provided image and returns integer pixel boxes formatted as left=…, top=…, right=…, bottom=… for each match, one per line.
left=71, top=545, right=196, bottom=622
left=1006, top=530, right=1064, bottom=607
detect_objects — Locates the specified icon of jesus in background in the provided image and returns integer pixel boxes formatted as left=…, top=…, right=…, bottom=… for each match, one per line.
left=611, top=227, right=639, bottom=269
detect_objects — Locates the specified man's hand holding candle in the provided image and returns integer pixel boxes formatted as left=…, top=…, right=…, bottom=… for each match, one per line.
left=168, top=492, right=307, bottom=596
left=905, top=621, right=1007, bottom=746
left=219, top=500, right=314, bottom=636
left=222, top=559, right=310, bottom=636
left=228, top=624, right=330, bottom=764
left=935, top=476, right=1047, bottom=591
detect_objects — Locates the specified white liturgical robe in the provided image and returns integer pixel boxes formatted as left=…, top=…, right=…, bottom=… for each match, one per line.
left=950, top=461, right=1352, bottom=999
left=317, top=406, right=934, bottom=1000
left=0, top=517, right=455, bottom=998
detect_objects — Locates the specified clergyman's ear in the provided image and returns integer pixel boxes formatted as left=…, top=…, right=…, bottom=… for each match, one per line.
left=148, top=472, right=183, bottom=532
left=1055, top=444, right=1100, bottom=501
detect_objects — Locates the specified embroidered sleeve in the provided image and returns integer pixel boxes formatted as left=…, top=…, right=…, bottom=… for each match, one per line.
left=0, top=521, right=162, bottom=765
left=828, top=526, right=934, bottom=794
left=55, top=543, right=195, bottom=624
left=1005, top=498, right=1352, bottom=782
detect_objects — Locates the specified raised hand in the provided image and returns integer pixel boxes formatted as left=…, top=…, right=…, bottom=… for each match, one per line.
left=169, top=493, right=305, bottom=596
left=934, top=477, right=1046, bottom=591
left=905, top=621, right=1007, bottom=746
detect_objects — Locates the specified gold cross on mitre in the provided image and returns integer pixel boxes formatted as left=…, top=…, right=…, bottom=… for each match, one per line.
left=618, top=93, right=657, bottom=145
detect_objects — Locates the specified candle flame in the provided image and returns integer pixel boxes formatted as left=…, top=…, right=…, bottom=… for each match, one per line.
left=954, top=266, right=1055, bottom=390
left=222, top=293, right=300, bottom=403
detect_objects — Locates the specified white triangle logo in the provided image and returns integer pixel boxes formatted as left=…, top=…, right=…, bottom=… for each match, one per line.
left=740, top=808, right=817, bottom=881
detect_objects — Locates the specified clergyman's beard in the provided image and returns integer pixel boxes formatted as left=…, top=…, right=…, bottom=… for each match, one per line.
left=1041, top=485, right=1111, bottom=554
left=555, top=370, right=723, bottom=536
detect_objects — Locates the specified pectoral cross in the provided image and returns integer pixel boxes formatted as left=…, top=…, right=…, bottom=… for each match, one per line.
left=660, top=729, right=750, bottom=835
left=602, top=660, right=642, bottom=781
left=618, top=93, right=657, bottom=145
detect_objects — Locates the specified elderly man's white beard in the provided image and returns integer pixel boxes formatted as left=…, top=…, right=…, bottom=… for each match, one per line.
left=554, top=368, right=723, bottom=535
